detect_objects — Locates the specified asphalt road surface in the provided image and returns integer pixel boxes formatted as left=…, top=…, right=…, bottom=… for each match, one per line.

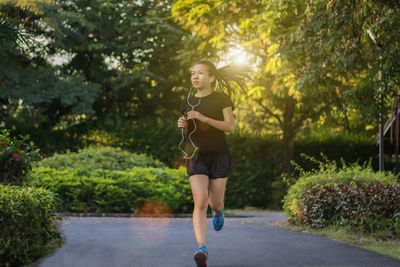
left=27, top=211, right=400, bottom=267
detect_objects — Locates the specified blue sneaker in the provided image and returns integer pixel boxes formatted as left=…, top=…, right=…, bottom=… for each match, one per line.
left=193, top=245, right=208, bottom=267
left=211, top=209, right=224, bottom=231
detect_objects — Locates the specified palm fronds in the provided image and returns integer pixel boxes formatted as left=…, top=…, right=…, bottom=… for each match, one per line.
left=0, top=17, right=29, bottom=46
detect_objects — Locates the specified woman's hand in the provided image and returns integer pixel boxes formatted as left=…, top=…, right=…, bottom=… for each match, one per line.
left=177, top=116, right=188, bottom=130
left=186, top=111, right=209, bottom=123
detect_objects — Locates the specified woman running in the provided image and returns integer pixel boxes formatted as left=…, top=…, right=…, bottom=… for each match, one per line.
left=177, top=59, right=250, bottom=267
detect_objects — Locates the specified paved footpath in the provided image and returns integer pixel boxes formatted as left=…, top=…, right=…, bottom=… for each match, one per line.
left=27, top=211, right=400, bottom=267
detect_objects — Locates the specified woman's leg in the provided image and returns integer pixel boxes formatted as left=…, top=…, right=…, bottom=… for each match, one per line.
left=208, top=177, right=228, bottom=216
left=189, top=174, right=209, bottom=247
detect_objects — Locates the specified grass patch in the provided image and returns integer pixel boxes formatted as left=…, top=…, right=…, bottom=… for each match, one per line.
left=279, top=221, right=400, bottom=260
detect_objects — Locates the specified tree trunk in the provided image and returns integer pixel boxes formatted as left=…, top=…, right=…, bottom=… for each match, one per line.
left=282, top=129, right=295, bottom=173
left=281, top=97, right=297, bottom=174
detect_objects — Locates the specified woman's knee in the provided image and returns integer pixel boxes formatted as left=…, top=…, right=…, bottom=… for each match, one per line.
left=194, top=197, right=208, bottom=210
left=208, top=193, right=225, bottom=211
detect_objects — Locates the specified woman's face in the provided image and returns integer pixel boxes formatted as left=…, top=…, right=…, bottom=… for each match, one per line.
left=191, top=64, right=214, bottom=90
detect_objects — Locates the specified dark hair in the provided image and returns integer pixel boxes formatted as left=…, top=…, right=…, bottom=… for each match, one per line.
left=193, top=59, right=251, bottom=97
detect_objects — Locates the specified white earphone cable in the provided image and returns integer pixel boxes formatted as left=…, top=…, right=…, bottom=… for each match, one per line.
left=178, top=86, right=201, bottom=159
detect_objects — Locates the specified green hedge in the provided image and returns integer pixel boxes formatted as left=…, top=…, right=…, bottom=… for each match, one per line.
left=28, top=166, right=193, bottom=214
left=225, top=134, right=282, bottom=209
left=293, top=133, right=378, bottom=171
left=32, top=134, right=380, bottom=210
left=300, top=183, right=400, bottom=236
left=224, top=133, right=377, bottom=209
left=37, top=145, right=166, bottom=170
left=22, top=116, right=380, bottom=210
left=81, top=116, right=181, bottom=167
left=283, top=159, right=400, bottom=237
left=0, top=185, right=62, bottom=267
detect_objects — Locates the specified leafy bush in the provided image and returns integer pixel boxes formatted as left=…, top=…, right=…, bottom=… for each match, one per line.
left=82, top=116, right=181, bottom=167
left=301, top=183, right=400, bottom=235
left=28, top=166, right=192, bottom=213
left=0, top=184, right=62, bottom=267
left=21, top=116, right=379, bottom=210
left=0, top=129, right=39, bottom=185
left=38, top=145, right=166, bottom=170
left=283, top=156, right=400, bottom=237
left=225, top=132, right=377, bottom=209
left=294, top=131, right=378, bottom=172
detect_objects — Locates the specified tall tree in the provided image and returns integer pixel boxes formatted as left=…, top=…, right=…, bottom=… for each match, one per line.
left=291, top=0, right=400, bottom=129
left=172, top=0, right=400, bottom=172
left=172, top=0, right=325, bottom=172
left=0, top=0, right=189, bottom=142
left=0, top=2, right=100, bottom=130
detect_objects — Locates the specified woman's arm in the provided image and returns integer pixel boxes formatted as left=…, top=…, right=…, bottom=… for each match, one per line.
left=186, top=107, right=235, bottom=134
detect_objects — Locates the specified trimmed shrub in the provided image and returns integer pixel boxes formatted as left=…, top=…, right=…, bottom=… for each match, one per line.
left=37, top=145, right=166, bottom=170
left=21, top=118, right=379, bottom=210
left=0, top=185, right=62, bottom=267
left=301, top=183, right=400, bottom=235
left=224, top=132, right=378, bottom=210
left=294, top=133, right=378, bottom=172
left=0, top=129, right=39, bottom=185
left=225, top=132, right=377, bottom=209
left=283, top=157, right=400, bottom=237
left=28, top=166, right=192, bottom=213
left=81, top=116, right=181, bottom=167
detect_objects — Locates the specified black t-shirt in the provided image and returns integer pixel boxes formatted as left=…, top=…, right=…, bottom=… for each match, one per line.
left=180, top=91, right=234, bottom=154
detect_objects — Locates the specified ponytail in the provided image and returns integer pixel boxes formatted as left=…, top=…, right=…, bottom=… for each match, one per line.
left=193, top=59, right=252, bottom=97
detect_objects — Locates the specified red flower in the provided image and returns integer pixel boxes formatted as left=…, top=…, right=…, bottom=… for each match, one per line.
left=12, top=153, right=19, bottom=158
left=0, top=142, right=6, bottom=147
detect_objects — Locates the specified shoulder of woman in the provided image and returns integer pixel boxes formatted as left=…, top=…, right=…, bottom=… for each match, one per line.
left=216, top=91, right=234, bottom=110
left=214, top=91, right=229, bottom=98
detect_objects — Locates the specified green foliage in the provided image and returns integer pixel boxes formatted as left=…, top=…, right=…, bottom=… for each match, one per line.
left=283, top=156, right=399, bottom=237
left=83, top=115, right=182, bottom=167
left=34, top=128, right=378, bottom=211
left=225, top=134, right=282, bottom=209
left=171, top=0, right=400, bottom=174
left=0, top=65, right=101, bottom=117
left=38, top=145, right=166, bottom=170
left=301, top=183, right=400, bottom=237
left=0, top=0, right=189, bottom=155
left=28, top=129, right=380, bottom=212
left=0, top=16, right=29, bottom=46
left=282, top=0, right=400, bottom=127
left=225, top=133, right=377, bottom=209
left=28, top=166, right=192, bottom=213
left=294, top=131, right=378, bottom=171
left=0, top=129, right=39, bottom=185
left=0, top=4, right=101, bottom=122
left=297, top=127, right=374, bottom=144
left=0, top=184, right=62, bottom=267
left=31, top=146, right=193, bottom=214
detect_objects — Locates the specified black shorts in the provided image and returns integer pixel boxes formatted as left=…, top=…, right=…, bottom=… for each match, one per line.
left=185, top=152, right=235, bottom=179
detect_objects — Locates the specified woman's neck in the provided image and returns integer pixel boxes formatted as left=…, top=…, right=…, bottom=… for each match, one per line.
left=195, top=87, right=213, bottom=97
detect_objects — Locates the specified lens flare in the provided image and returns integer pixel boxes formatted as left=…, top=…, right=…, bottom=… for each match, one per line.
left=130, top=199, right=172, bottom=246
left=140, top=199, right=172, bottom=216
